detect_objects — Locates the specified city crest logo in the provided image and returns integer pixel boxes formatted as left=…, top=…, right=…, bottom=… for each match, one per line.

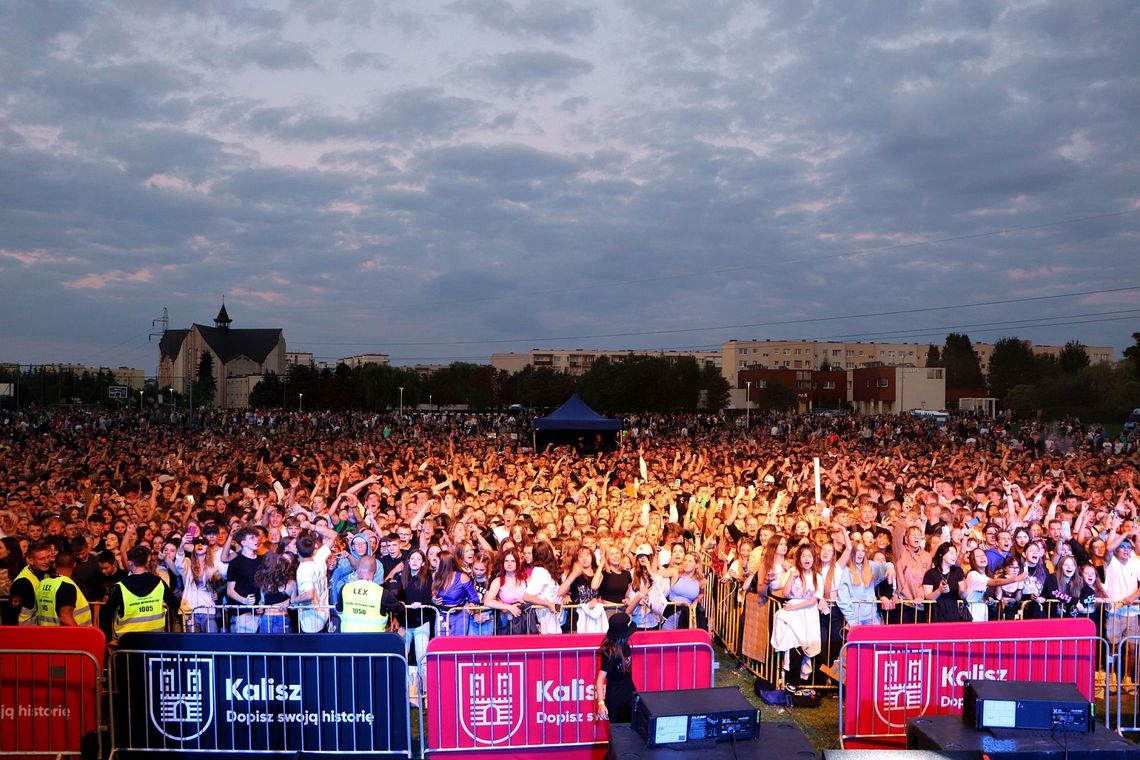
left=873, top=648, right=931, bottom=728
left=146, top=655, right=215, bottom=741
left=457, top=661, right=525, bottom=744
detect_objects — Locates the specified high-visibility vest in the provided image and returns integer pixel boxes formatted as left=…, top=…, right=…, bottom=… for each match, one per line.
left=339, top=580, right=389, bottom=632
left=36, top=576, right=92, bottom=627
left=113, top=579, right=166, bottom=637
left=14, top=566, right=42, bottom=626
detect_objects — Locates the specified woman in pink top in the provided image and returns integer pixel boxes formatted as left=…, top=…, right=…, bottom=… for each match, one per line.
left=483, top=549, right=530, bottom=634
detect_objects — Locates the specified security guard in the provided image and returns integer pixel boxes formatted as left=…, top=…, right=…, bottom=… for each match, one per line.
left=336, top=556, right=398, bottom=632
left=100, top=546, right=177, bottom=640
left=7, top=540, right=53, bottom=626
left=36, top=552, right=92, bottom=626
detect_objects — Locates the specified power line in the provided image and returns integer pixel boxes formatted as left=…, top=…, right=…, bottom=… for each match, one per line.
left=287, top=284, right=1140, bottom=349
left=371, top=311, right=1137, bottom=363
left=441, top=208, right=1140, bottom=305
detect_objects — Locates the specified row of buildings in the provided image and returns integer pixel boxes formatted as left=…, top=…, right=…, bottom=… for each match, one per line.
left=69, top=306, right=1114, bottom=410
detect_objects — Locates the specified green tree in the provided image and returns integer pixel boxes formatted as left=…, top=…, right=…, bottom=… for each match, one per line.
left=700, top=364, right=731, bottom=410
left=753, top=379, right=798, bottom=412
left=987, top=337, right=1038, bottom=400
left=1058, top=340, right=1090, bottom=374
left=941, top=333, right=984, bottom=388
left=1123, top=332, right=1140, bottom=379
left=925, top=344, right=941, bottom=367
left=248, top=371, right=285, bottom=408
left=194, top=352, right=216, bottom=406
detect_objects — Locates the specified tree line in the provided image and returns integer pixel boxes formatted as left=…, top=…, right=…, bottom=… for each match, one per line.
left=248, top=354, right=732, bottom=414
left=926, top=332, right=1140, bottom=421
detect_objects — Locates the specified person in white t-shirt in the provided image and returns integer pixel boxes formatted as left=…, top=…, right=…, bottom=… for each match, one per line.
left=294, top=534, right=331, bottom=633
left=1104, top=539, right=1140, bottom=690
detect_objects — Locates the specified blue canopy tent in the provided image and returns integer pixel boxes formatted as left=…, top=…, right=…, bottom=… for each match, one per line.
left=532, top=394, right=621, bottom=453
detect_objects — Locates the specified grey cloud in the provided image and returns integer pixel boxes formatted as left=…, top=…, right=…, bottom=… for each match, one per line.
left=414, top=143, right=582, bottom=183
left=466, top=50, right=593, bottom=94
left=230, top=37, right=321, bottom=70
left=341, top=50, right=390, bottom=71
left=101, top=128, right=245, bottom=183
left=242, top=87, right=488, bottom=143
left=449, top=0, right=595, bottom=42
left=559, top=96, right=588, bottom=113
left=484, top=112, right=518, bottom=130
left=5, top=60, right=197, bottom=125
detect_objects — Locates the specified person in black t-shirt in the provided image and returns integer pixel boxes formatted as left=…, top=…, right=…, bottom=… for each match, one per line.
left=225, top=527, right=264, bottom=605
left=595, top=612, right=637, bottom=723
left=922, top=542, right=965, bottom=622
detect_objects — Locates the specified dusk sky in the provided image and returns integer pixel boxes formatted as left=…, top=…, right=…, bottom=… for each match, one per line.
left=2, top=0, right=1138, bottom=373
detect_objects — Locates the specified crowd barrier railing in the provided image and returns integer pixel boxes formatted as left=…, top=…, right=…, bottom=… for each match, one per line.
left=838, top=618, right=1107, bottom=749
left=420, top=629, right=715, bottom=757
left=183, top=603, right=338, bottom=633
left=425, top=601, right=700, bottom=638
left=0, top=626, right=106, bottom=759
left=110, top=632, right=412, bottom=758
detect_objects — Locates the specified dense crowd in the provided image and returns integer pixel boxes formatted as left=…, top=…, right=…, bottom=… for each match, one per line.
left=2, top=406, right=1138, bottom=694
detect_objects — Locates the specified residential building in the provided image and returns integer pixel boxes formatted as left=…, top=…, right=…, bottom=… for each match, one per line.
left=158, top=305, right=285, bottom=408
left=849, top=366, right=946, bottom=415
left=491, top=349, right=721, bottom=377
left=972, top=341, right=1115, bottom=371
left=285, top=352, right=315, bottom=368
left=339, top=354, right=390, bottom=369
left=738, top=368, right=848, bottom=411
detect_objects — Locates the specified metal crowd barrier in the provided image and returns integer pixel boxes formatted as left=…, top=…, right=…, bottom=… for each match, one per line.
left=434, top=601, right=701, bottom=636
left=1114, top=629, right=1140, bottom=734
left=0, top=647, right=103, bottom=759
left=110, top=645, right=412, bottom=758
left=838, top=631, right=1109, bottom=747
left=421, top=630, right=715, bottom=755
left=184, top=603, right=338, bottom=633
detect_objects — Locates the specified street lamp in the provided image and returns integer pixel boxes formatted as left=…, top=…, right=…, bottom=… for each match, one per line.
left=428, top=394, right=432, bottom=412
left=139, top=390, right=144, bottom=413
left=169, top=387, right=175, bottom=409
left=745, top=381, right=752, bottom=429
left=299, top=393, right=304, bottom=413
left=398, top=386, right=404, bottom=416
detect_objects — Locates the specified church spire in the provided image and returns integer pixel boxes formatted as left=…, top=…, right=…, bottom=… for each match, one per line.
left=214, top=299, right=231, bottom=329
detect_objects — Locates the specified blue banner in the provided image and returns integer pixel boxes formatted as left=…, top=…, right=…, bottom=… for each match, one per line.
left=113, top=633, right=409, bottom=758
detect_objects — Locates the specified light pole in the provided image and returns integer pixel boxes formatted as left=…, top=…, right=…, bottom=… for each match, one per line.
left=745, top=381, right=752, bottom=429
left=428, top=394, right=432, bottom=412
left=398, top=386, right=404, bottom=417
left=169, top=387, right=175, bottom=410
left=299, top=393, right=304, bottom=413
left=139, top=390, right=144, bottom=413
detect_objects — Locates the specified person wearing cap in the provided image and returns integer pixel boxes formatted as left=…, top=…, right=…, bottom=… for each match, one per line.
left=626, top=544, right=666, bottom=630
left=1105, top=536, right=1140, bottom=691
left=595, top=612, right=638, bottom=723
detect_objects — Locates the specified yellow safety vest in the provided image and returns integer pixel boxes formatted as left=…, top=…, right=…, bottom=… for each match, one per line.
left=340, top=580, right=388, bottom=632
left=36, top=576, right=92, bottom=627
left=14, top=565, right=42, bottom=626
left=113, top=579, right=166, bottom=638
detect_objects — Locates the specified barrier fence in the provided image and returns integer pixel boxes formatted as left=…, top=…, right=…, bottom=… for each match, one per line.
left=705, top=571, right=1122, bottom=694
left=109, top=631, right=412, bottom=758
left=0, top=626, right=106, bottom=759
left=838, top=618, right=1106, bottom=749
left=420, top=629, right=715, bottom=758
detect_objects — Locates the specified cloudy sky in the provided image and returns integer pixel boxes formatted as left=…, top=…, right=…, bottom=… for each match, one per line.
left=2, top=0, right=1138, bottom=373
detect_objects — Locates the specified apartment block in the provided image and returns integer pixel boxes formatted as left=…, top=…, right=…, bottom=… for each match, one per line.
left=491, top=349, right=722, bottom=377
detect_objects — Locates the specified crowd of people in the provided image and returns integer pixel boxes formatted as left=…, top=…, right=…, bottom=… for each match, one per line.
left=2, top=405, right=1139, bottom=698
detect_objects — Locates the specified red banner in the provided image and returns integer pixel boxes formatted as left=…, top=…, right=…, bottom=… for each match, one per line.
left=424, top=630, right=713, bottom=759
left=842, top=618, right=1099, bottom=748
left=0, top=625, right=106, bottom=756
